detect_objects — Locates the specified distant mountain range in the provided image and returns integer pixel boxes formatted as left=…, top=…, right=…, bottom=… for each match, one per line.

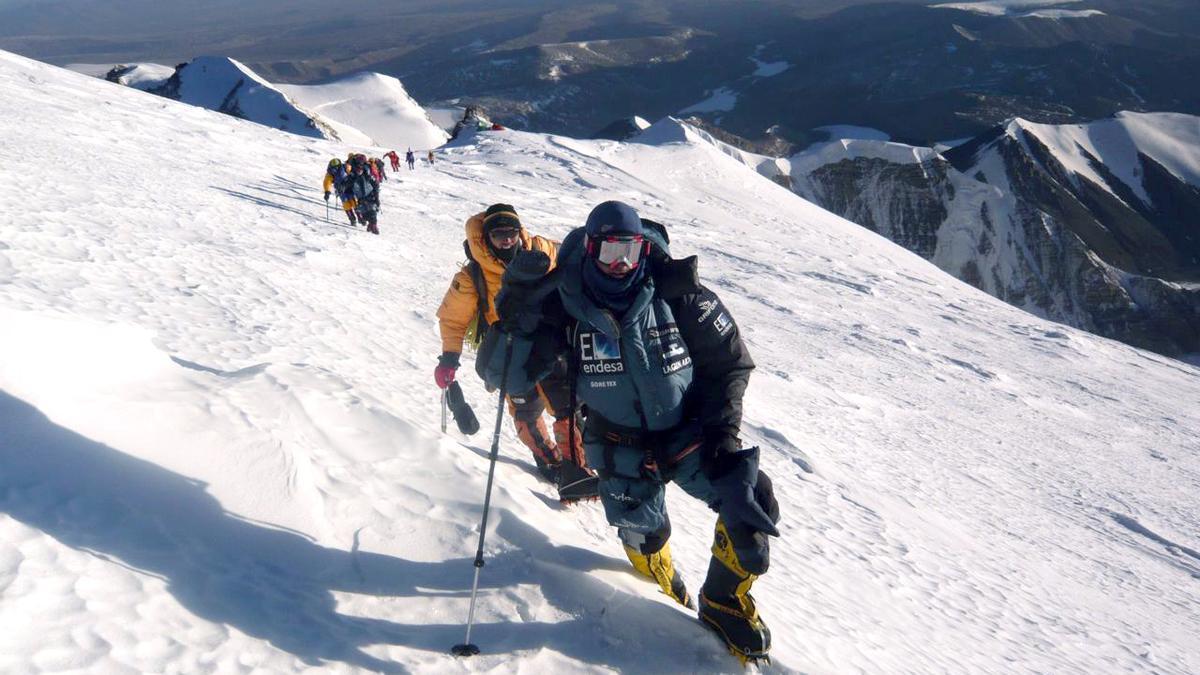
left=12, top=1, right=1200, bottom=146
left=353, top=0, right=1200, bottom=148
left=641, top=113, right=1200, bottom=355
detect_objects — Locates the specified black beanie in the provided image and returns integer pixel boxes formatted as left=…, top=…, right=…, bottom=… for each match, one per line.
left=483, top=204, right=521, bottom=233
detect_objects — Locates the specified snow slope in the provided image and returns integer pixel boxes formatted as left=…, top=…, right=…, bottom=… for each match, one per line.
left=2, top=49, right=1200, bottom=674
left=278, top=72, right=449, bottom=152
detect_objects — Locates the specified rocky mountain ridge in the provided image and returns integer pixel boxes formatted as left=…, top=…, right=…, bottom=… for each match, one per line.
left=783, top=113, right=1200, bottom=356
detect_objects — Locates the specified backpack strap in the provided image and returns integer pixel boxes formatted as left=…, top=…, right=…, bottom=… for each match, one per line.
left=463, top=240, right=490, bottom=324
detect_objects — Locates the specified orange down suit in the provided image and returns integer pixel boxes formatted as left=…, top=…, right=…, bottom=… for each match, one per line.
left=436, top=212, right=557, bottom=353
left=435, top=212, right=585, bottom=469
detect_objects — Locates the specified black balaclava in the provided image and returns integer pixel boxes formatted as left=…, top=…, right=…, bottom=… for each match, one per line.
left=482, top=203, right=522, bottom=263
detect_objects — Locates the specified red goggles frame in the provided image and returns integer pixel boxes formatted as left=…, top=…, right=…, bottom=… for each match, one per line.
left=588, top=234, right=648, bottom=272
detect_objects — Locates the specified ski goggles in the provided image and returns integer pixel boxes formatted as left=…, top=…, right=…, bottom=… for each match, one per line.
left=488, top=227, right=520, bottom=245
left=589, top=234, right=647, bottom=272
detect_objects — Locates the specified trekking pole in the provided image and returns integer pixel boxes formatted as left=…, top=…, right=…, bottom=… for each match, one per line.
left=440, top=388, right=449, bottom=434
left=325, top=197, right=330, bottom=223
left=452, top=334, right=514, bottom=657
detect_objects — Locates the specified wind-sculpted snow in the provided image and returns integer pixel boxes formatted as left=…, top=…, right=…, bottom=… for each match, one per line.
left=278, top=72, right=449, bottom=151
left=2, top=49, right=1199, bottom=674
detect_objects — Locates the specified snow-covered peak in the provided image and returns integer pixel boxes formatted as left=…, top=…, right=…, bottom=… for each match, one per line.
left=170, top=55, right=276, bottom=107
left=591, top=115, right=653, bottom=141
left=633, top=115, right=703, bottom=145
left=67, top=62, right=174, bottom=90
left=158, top=55, right=327, bottom=140
left=634, top=116, right=790, bottom=180
left=996, top=113, right=1200, bottom=208
left=2, top=49, right=1199, bottom=674
left=790, top=139, right=941, bottom=173
left=277, top=71, right=448, bottom=151
left=108, top=62, right=175, bottom=90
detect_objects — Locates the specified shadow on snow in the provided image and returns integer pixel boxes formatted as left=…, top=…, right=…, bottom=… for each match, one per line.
left=0, top=389, right=707, bottom=673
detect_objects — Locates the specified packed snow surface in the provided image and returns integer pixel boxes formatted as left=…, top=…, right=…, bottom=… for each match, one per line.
left=278, top=72, right=449, bottom=152
left=3, top=49, right=1200, bottom=674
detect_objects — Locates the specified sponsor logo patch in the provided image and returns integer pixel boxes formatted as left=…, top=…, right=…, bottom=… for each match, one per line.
left=580, top=331, right=625, bottom=375
left=663, top=355, right=692, bottom=375
left=713, top=312, right=732, bottom=336
left=651, top=322, right=691, bottom=375
left=696, top=299, right=719, bottom=323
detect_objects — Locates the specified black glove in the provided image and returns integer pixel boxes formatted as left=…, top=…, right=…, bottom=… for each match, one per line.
left=495, top=250, right=555, bottom=336
left=701, top=431, right=740, bottom=478
left=324, top=191, right=330, bottom=201
left=708, top=446, right=780, bottom=537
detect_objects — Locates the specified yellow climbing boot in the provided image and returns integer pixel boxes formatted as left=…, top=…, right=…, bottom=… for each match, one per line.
left=623, top=541, right=695, bottom=609
left=699, top=520, right=771, bottom=663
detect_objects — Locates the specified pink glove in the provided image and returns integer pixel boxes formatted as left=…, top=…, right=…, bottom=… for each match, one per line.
left=434, top=364, right=457, bottom=389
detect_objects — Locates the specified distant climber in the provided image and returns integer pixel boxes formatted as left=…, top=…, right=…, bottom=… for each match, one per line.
left=323, top=158, right=358, bottom=227
left=346, top=155, right=380, bottom=235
